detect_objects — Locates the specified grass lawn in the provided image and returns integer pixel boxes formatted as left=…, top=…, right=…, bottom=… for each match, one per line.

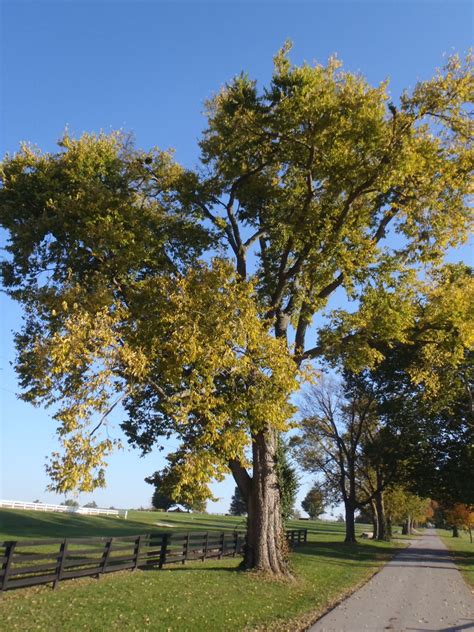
left=0, top=509, right=404, bottom=631
left=437, top=528, right=474, bottom=588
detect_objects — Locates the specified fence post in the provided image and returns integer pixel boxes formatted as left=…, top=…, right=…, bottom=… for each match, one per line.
left=233, top=531, right=238, bottom=557
left=159, top=533, right=169, bottom=569
left=202, top=532, right=209, bottom=561
left=218, top=532, right=225, bottom=559
left=100, top=537, right=113, bottom=577
left=54, top=538, right=68, bottom=589
left=182, top=532, right=190, bottom=565
left=304, top=529, right=308, bottom=543
left=133, top=535, right=142, bottom=570
left=1, top=542, right=16, bottom=594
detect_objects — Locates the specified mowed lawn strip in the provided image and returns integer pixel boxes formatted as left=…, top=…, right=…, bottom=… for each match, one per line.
left=0, top=510, right=403, bottom=632
left=437, top=529, right=474, bottom=588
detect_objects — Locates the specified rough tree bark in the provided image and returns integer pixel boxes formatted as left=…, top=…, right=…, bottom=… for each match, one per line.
left=229, top=427, right=290, bottom=575
left=370, top=499, right=379, bottom=540
left=344, top=501, right=357, bottom=543
left=375, top=490, right=389, bottom=541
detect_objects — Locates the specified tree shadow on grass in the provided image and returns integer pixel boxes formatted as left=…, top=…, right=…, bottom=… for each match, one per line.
left=449, top=549, right=474, bottom=575
left=0, top=509, right=155, bottom=540
left=0, top=510, right=245, bottom=543
left=293, top=540, right=399, bottom=568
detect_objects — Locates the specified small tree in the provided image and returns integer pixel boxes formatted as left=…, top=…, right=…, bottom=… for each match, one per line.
left=302, top=484, right=325, bottom=519
left=276, top=440, right=299, bottom=521
left=445, top=504, right=474, bottom=541
left=384, top=486, right=432, bottom=535
left=61, top=499, right=79, bottom=508
left=229, top=486, right=247, bottom=516
left=83, top=501, right=98, bottom=508
left=147, top=472, right=176, bottom=511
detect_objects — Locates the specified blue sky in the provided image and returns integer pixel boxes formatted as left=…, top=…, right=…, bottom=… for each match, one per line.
left=0, top=0, right=472, bottom=513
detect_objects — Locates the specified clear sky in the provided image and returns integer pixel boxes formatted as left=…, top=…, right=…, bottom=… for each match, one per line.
left=0, top=0, right=472, bottom=514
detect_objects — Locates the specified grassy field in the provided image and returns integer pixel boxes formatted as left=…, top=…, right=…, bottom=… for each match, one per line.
left=438, top=528, right=474, bottom=588
left=0, top=509, right=404, bottom=632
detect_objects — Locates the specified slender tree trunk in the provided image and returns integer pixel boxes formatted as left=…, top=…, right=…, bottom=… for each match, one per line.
left=402, top=516, right=412, bottom=536
left=370, top=499, right=378, bottom=540
left=375, top=490, right=388, bottom=541
left=452, top=525, right=459, bottom=538
left=242, top=428, right=290, bottom=575
left=469, top=527, right=472, bottom=544
left=387, top=517, right=392, bottom=539
left=344, top=501, right=357, bottom=543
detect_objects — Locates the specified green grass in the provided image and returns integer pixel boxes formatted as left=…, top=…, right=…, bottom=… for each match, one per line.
left=437, top=528, right=474, bottom=588
left=0, top=508, right=248, bottom=541
left=0, top=510, right=404, bottom=632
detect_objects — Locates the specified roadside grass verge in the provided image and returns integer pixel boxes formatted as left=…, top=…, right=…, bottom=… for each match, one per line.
left=0, top=509, right=404, bottom=631
left=438, top=528, right=474, bottom=588
left=0, top=538, right=399, bottom=632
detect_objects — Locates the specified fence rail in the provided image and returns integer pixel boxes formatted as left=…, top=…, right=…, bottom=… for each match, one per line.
left=0, top=528, right=307, bottom=593
left=0, top=499, right=128, bottom=519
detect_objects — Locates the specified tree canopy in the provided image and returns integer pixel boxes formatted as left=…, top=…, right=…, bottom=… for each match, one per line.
left=301, top=483, right=325, bottom=519
left=1, top=45, right=472, bottom=573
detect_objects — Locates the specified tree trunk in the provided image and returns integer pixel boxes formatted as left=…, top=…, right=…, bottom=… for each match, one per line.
left=386, top=517, right=392, bottom=539
left=344, top=502, right=357, bottom=543
left=235, top=428, right=290, bottom=575
left=375, top=490, right=389, bottom=541
left=370, top=499, right=378, bottom=540
left=402, top=516, right=412, bottom=536
left=452, top=525, right=459, bottom=538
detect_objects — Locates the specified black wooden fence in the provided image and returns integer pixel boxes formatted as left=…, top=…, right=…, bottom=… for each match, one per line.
left=0, top=528, right=307, bottom=593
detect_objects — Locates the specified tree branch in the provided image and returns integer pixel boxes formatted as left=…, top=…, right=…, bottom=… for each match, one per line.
left=228, top=458, right=252, bottom=501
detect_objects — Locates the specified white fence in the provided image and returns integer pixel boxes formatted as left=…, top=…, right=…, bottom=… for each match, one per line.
left=0, top=499, right=128, bottom=519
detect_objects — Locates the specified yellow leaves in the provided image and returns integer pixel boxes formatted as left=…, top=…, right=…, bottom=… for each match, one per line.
left=46, top=431, right=117, bottom=494
left=26, top=259, right=305, bottom=495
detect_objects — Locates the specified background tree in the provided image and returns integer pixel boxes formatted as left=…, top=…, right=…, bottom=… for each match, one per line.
left=229, top=486, right=247, bottom=516
left=83, top=501, right=98, bottom=509
left=355, top=506, right=373, bottom=524
left=60, top=499, right=79, bottom=508
left=293, top=378, right=380, bottom=543
left=445, top=504, right=474, bottom=540
left=384, top=486, right=432, bottom=536
left=147, top=472, right=176, bottom=511
left=276, top=439, right=299, bottom=521
left=301, top=483, right=325, bottom=519
left=321, top=265, right=474, bottom=528
left=1, top=48, right=471, bottom=575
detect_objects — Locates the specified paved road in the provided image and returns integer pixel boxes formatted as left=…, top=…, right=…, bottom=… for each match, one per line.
left=309, top=530, right=474, bottom=632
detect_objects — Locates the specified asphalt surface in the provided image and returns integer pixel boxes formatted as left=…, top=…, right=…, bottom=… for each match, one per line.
left=309, top=530, right=474, bottom=632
